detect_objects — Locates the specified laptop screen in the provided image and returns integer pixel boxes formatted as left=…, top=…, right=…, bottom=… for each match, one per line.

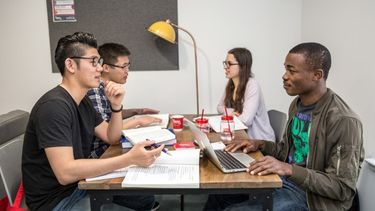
left=185, top=120, right=222, bottom=166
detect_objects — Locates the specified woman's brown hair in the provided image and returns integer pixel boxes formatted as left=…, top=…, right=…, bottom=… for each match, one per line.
left=224, top=48, right=253, bottom=113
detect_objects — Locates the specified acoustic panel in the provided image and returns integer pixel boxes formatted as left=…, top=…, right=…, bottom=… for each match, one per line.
left=46, top=0, right=178, bottom=73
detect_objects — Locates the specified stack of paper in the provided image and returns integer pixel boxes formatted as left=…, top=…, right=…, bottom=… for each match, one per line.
left=122, top=149, right=200, bottom=188
left=85, top=167, right=130, bottom=182
left=207, top=115, right=247, bottom=133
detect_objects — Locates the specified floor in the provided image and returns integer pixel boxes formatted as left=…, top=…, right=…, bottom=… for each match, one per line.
left=102, top=194, right=208, bottom=211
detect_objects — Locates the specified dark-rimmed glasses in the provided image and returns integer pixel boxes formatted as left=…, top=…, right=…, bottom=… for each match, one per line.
left=70, top=56, right=104, bottom=67
left=104, top=62, right=131, bottom=70
left=223, top=61, right=239, bottom=69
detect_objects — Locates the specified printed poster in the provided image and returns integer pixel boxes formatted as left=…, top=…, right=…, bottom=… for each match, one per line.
left=52, top=0, right=76, bottom=22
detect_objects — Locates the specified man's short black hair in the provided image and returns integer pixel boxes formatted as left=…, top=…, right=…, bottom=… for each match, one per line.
left=289, top=42, right=331, bottom=80
left=54, top=32, right=97, bottom=76
left=98, top=43, right=131, bottom=65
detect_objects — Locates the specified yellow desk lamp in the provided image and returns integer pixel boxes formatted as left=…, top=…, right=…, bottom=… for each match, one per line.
left=148, top=20, right=200, bottom=115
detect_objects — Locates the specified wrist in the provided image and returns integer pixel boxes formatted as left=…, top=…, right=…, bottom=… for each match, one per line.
left=110, top=104, right=123, bottom=113
left=287, top=163, right=294, bottom=176
left=255, top=140, right=265, bottom=150
left=136, top=108, right=143, bottom=115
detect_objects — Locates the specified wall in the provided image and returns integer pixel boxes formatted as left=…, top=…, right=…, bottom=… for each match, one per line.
left=1, top=1, right=372, bottom=156
left=301, top=0, right=375, bottom=156
left=0, top=0, right=61, bottom=113
left=0, top=0, right=300, bottom=115
left=1, top=0, right=372, bottom=156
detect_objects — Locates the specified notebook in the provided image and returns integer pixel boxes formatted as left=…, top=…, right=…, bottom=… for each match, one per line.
left=122, top=149, right=200, bottom=188
left=186, top=120, right=254, bottom=173
left=122, top=126, right=176, bottom=146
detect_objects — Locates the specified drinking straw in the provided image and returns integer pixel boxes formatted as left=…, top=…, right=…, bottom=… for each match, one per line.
left=224, top=107, right=233, bottom=139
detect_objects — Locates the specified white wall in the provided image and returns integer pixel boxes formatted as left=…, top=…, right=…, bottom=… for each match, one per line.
left=4, top=1, right=372, bottom=156
left=0, top=0, right=61, bottom=113
left=0, top=0, right=300, bottom=115
left=302, top=0, right=375, bottom=156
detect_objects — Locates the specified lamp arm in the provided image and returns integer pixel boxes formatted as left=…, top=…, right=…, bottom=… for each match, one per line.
left=170, top=22, right=200, bottom=115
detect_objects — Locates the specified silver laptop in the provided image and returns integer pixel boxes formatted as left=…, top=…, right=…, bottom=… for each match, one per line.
left=186, top=120, right=254, bottom=173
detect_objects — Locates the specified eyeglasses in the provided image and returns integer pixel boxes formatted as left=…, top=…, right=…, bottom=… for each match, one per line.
left=104, top=62, right=131, bottom=70
left=223, top=61, right=239, bottom=69
left=70, top=56, right=104, bottom=67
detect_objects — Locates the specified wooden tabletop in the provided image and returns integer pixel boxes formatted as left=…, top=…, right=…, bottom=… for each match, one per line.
left=79, top=115, right=282, bottom=190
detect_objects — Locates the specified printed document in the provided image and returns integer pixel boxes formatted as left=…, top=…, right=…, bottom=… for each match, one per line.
left=122, top=149, right=200, bottom=188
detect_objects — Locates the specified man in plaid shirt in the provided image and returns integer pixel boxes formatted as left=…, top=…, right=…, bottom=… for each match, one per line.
left=87, top=43, right=161, bottom=158
left=86, top=42, right=162, bottom=211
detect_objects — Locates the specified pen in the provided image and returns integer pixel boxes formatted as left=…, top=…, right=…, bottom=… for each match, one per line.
left=146, top=139, right=172, bottom=156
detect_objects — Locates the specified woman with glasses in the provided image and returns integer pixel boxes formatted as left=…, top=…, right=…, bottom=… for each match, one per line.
left=218, top=47, right=275, bottom=141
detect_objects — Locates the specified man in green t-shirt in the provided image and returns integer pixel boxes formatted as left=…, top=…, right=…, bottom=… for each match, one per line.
left=204, top=42, right=364, bottom=211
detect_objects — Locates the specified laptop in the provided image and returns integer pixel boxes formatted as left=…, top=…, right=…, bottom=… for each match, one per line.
left=186, top=120, right=254, bottom=173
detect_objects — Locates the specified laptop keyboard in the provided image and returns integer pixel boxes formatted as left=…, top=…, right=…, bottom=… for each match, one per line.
left=214, top=150, right=247, bottom=170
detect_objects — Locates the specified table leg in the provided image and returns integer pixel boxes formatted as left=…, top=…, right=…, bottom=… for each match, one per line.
left=180, top=194, right=184, bottom=211
left=89, top=191, right=113, bottom=211
left=262, top=190, right=273, bottom=211
left=248, top=189, right=274, bottom=211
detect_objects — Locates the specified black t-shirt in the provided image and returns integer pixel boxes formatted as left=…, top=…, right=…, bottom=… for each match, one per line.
left=22, top=86, right=103, bottom=211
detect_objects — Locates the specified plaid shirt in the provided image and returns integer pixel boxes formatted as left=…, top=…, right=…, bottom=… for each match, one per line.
left=87, top=81, right=112, bottom=158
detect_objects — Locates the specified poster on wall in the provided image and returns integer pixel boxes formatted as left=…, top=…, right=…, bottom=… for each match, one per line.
left=52, top=0, right=76, bottom=22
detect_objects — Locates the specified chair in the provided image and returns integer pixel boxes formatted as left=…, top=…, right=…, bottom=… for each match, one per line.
left=267, top=109, right=287, bottom=143
left=0, top=110, right=29, bottom=206
left=356, top=158, right=375, bottom=211
left=0, top=138, right=24, bottom=205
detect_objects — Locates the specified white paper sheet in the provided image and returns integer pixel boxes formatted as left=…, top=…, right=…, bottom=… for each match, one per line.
left=122, top=165, right=199, bottom=188
left=208, top=115, right=247, bottom=132
left=121, top=149, right=200, bottom=188
left=85, top=167, right=129, bottom=182
left=155, top=149, right=200, bottom=165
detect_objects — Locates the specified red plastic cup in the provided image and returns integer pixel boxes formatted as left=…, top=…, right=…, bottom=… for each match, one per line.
left=171, top=115, right=184, bottom=131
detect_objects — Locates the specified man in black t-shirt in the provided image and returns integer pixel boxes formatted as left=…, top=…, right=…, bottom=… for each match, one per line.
left=22, top=32, right=164, bottom=211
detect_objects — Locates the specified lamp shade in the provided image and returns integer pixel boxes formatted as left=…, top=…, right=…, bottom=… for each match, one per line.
left=147, top=21, right=176, bottom=44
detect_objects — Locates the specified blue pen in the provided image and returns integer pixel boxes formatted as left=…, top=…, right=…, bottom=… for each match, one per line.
left=146, top=139, right=172, bottom=156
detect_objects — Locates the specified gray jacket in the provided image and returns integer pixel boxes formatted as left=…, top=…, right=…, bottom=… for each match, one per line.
left=262, top=89, right=364, bottom=210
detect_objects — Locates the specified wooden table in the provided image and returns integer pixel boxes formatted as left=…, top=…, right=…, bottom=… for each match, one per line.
left=79, top=115, right=282, bottom=211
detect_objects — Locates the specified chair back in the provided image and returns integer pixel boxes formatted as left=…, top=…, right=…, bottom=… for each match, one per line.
left=357, top=159, right=375, bottom=211
left=0, top=110, right=29, bottom=205
left=0, top=110, right=29, bottom=146
left=268, top=109, right=287, bottom=143
left=0, top=138, right=24, bottom=205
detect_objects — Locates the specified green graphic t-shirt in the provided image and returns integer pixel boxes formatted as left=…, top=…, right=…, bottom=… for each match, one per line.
left=288, top=102, right=316, bottom=167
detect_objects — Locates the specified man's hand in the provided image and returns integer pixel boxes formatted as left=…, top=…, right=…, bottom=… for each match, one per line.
left=137, top=108, right=160, bottom=115
left=224, top=139, right=264, bottom=153
left=248, top=156, right=293, bottom=176
left=125, top=140, right=164, bottom=167
left=104, top=81, right=125, bottom=108
left=136, top=116, right=162, bottom=127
